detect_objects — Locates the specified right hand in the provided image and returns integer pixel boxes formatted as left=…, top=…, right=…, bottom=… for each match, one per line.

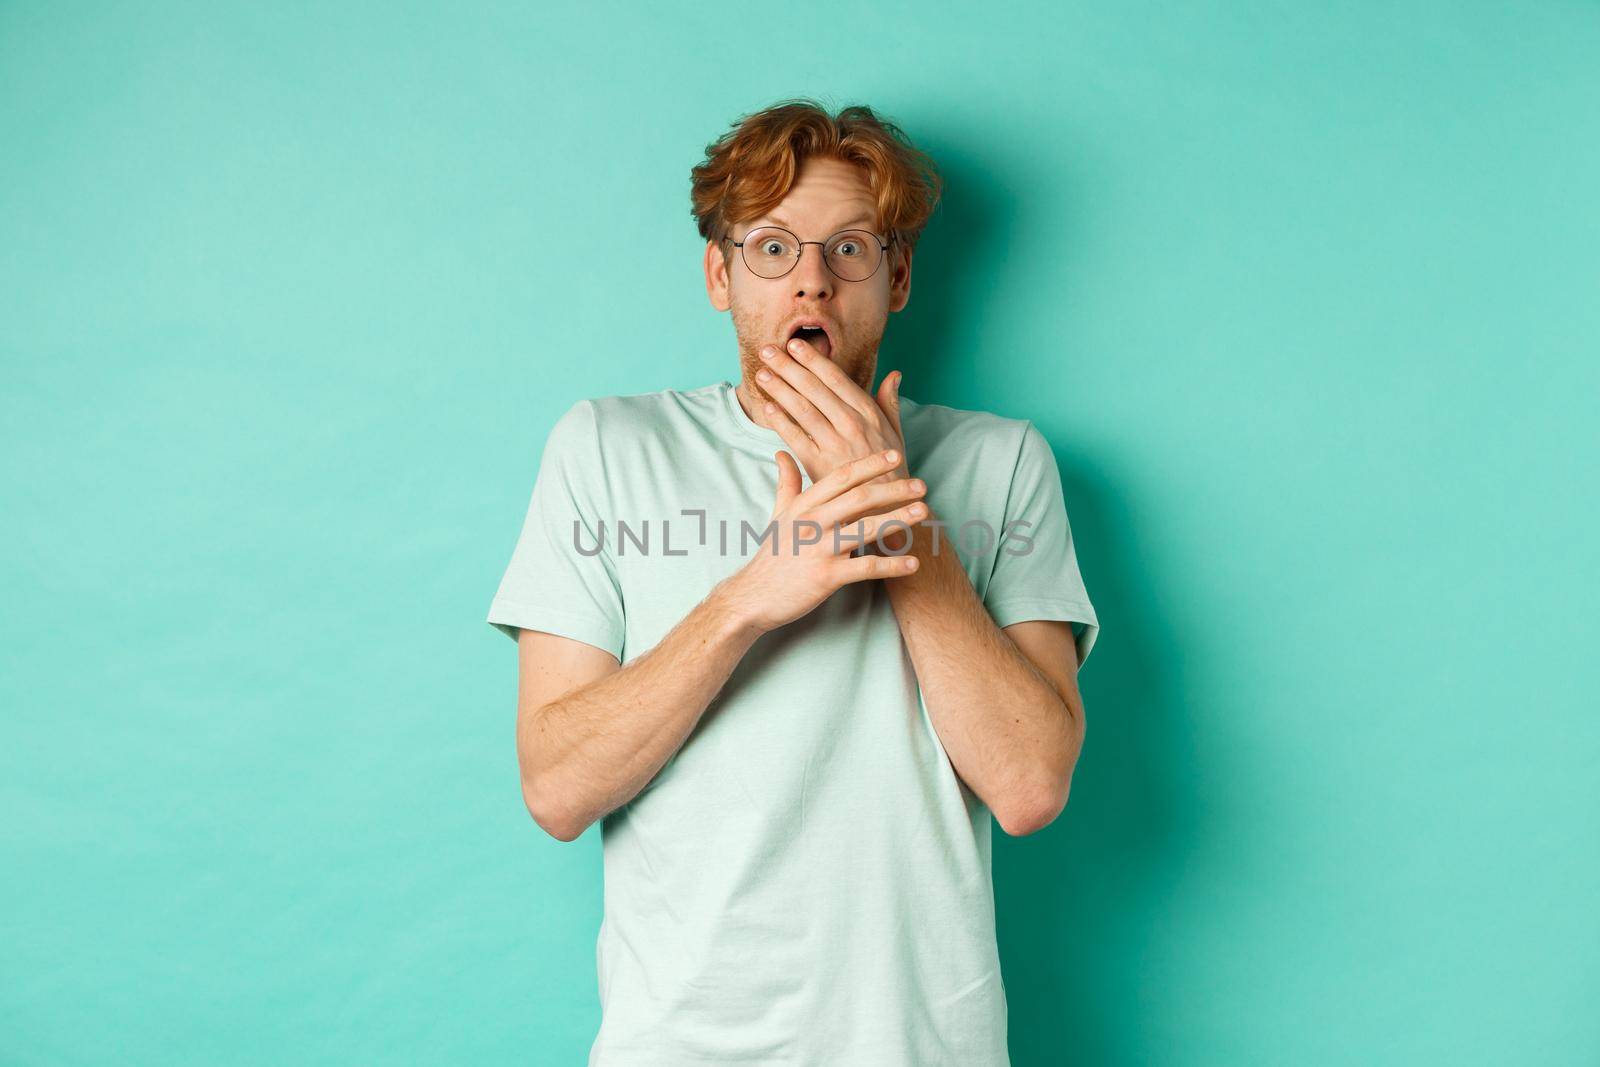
left=714, top=447, right=928, bottom=636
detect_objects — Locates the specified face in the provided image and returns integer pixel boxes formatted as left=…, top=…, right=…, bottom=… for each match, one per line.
left=705, top=156, right=913, bottom=412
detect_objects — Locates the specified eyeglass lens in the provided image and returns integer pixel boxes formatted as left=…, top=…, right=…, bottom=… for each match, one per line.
left=740, top=227, right=883, bottom=281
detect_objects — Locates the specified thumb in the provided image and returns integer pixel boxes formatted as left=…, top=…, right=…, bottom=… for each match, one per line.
left=877, top=370, right=904, bottom=436
left=772, top=449, right=802, bottom=511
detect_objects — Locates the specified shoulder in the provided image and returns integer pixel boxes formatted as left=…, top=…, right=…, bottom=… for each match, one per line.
left=899, top=394, right=1037, bottom=475
left=553, top=381, right=725, bottom=449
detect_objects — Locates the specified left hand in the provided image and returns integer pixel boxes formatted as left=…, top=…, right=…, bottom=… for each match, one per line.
left=754, top=336, right=909, bottom=486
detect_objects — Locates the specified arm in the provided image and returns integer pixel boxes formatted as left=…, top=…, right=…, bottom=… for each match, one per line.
left=882, top=515, right=1086, bottom=836
left=515, top=590, right=761, bottom=842
left=516, top=448, right=927, bottom=842
left=740, top=341, right=1091, bottom=835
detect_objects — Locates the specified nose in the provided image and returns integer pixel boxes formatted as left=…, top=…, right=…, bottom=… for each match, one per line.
left=791, top=243, right=833, bottom=300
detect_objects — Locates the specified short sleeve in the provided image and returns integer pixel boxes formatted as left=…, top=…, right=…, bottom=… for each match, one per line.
left=486, top=400, right=625, bottom=659
left=982, top=421, right=1100, bottom=666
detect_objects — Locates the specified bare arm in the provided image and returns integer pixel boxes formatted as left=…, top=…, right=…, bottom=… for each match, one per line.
left=515, top=591, right=761, bottom=842
left=882, top=514, right=1087, bottom=836
left=516, top=448, right=927, bottom=842
left=743, top=341, right=1088, bottom=835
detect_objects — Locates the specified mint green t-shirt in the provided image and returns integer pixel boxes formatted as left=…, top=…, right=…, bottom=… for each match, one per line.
left=487, top=378, right=1099, bottom=1066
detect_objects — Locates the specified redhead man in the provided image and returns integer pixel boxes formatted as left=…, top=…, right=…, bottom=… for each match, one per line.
left=487, top=98, right=1099, bottom=1066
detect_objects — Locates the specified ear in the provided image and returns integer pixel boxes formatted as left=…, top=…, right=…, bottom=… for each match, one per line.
left=887, top=242, right=913, bottom=313
left=705, top=239, right=732, bottom=312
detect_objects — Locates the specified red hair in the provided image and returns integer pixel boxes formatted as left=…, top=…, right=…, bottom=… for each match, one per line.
left=690, top=98, right=943, bottom=258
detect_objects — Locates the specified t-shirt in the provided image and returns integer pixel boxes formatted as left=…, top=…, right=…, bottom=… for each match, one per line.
left=487, top=378, right=1100, bottom=1066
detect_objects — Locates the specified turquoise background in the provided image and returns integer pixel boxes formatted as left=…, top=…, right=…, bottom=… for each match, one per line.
left=4, top=2, right=1597, bottom=1063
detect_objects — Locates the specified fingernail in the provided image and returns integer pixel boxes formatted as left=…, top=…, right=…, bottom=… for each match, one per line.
left=760, top=347, right=774, bottom=359
left=757, top=368, right=771, bottom=380
left=911, top=479, right=925, bottom=492
left=884, top=449, right=899, bottom=463
left=788, top=339, right=804, bottom=353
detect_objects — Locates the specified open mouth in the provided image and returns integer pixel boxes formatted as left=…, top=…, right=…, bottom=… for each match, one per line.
left=787, top=324, right=833, bottom=360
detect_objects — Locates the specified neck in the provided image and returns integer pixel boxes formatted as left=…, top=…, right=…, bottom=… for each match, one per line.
left=733, top=378, right=776, bottom=431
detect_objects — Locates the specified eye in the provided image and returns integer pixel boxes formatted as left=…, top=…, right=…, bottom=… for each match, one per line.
left=760, top=240, right=786, bottom=256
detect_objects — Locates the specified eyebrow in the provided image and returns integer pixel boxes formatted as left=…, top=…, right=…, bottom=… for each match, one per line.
left=764, top=213, right=878, bottom=233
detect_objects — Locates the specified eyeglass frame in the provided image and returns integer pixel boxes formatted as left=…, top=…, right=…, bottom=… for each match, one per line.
left=723, top=224, right=896, bottom=282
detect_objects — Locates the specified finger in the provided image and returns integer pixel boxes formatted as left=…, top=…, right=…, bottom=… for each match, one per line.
left=853, top=500, right=929, bottom=546
left=766, top=340, right=862, bottom=435
left=762, top=399, right=821, bottom=471
left=812, top=475, right=926, bottom=531
left=876, top=371, right=905, bottom=460
left=876, top=525, right=912, bottom=555
left=876, top=370, right=903, bottom=436
left=782, top=336, right=882, bottom=424
left=794, top=448, right=906, bottom=514
left=831, top=548, right=920, bottom=585
left=772, top=449, right=802, bottom=511
left=821, top=501, right=929, bottom=558
left=757, top=358, right=838, bottom=445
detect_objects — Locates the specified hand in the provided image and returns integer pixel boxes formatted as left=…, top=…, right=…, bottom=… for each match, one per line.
left=755, top=338, right=909, bottom=486
left=712, top=448, right=928, bottom=635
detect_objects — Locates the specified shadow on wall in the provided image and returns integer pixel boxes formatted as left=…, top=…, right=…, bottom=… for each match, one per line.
left=995, top=457, right=1197, bottom=1067
left=882, top=142, right=1205, bottom=1065
left=871, top=144, right=989, bottom=400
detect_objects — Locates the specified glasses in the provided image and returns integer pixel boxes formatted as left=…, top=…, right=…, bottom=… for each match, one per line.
left=726, top=225, right=893, bottom=282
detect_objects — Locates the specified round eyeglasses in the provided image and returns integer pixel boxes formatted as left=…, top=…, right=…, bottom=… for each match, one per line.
left=726, top=225, right=893, bottom=282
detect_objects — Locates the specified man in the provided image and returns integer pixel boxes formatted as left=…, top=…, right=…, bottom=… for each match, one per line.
left=487, top=99, right=1100, bottom=1066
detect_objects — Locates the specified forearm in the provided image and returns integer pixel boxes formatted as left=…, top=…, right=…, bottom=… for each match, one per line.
left=884, top=510, right=1081, bottom=832
left=520, top=583, right=761, bottom=840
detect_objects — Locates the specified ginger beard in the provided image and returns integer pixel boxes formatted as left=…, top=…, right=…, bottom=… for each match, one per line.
left=730, top=292, right=882, bottom=416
